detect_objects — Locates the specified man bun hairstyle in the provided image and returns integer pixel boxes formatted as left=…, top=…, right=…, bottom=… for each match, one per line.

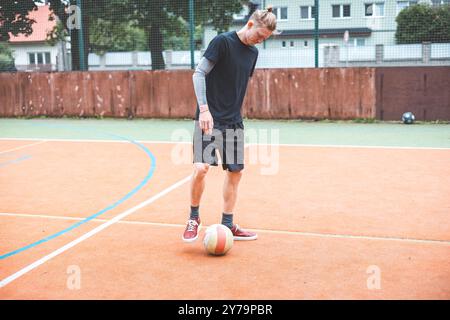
left=249, top=5, right=278, bottom=32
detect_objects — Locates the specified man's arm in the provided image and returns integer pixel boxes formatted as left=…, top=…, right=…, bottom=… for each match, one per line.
left=192, top=57, right=216, bottom=107
left=192, top=57, right=216, bottom=134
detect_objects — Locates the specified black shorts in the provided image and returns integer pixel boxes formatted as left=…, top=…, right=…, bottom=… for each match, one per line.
left=193, top=121, right=244, bottom=172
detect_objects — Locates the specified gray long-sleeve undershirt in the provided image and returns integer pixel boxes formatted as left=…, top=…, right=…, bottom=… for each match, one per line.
left=192, top=57, right=216, bottom=106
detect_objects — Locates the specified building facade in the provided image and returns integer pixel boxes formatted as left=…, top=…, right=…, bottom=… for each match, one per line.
left=8, top=4, right=68, bottom=72
left=204, top=0, right=448, bottom=48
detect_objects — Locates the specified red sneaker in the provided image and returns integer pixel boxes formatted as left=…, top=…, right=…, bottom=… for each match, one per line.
left=230, top=224, right=258, bottom=241
left=182, top=218, right=201, bottom=242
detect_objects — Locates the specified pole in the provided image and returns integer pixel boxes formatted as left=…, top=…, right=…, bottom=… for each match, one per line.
left=189, top=0, right=195, bottom=69
left=344, top=30, right=349, bottom=67
left=263, top=0, right=266, bottom=49
left=76, top=0, right=86, bottom=70
left=314, top=0, right=319, bottom=68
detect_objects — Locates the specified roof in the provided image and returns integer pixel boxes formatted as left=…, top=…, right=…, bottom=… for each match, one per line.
left=9, top=5, right=57, bottom=43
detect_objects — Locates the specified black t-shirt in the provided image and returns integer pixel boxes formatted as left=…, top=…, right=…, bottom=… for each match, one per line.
left=195, top=31, right=258, bottom=125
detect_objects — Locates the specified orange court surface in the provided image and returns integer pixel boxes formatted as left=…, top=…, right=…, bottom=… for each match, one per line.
left=0, top=119, right=449, bottom=299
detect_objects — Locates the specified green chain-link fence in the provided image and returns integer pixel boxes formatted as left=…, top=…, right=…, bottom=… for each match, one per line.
left=1, top=0, right=449, bottom=72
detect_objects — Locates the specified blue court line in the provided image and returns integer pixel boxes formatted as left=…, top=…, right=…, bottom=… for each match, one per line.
left=0, top=155, right=32, bottom=168
left=0, top=128, right=156, bottom=260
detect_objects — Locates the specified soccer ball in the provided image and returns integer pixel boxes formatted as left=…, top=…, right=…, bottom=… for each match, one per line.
left=402, top=112, right=415, bottom=124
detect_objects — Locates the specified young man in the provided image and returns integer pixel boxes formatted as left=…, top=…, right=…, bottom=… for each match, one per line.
left=183, top=7, right=277, bottom=242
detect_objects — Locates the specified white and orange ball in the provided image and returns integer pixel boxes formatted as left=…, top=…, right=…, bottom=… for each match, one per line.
left=203, top=224, right=234, bottom=256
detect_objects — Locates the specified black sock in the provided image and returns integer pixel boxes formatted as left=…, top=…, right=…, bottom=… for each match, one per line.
left=190, top=206, right=199, bottom=220
left=221, top=213, right=233, bottom=229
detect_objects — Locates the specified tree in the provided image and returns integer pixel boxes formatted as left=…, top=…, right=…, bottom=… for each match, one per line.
left=0, top=0, right=38, bottom=41
left=163, top=25, right=203, bottom=51
left=0, top=42, right=16, bottom=71
left=46, top=0, right=118, bottom=70
left=113, top=0, right=243, bottom=70
left=396, top=4, right=450, bottom=44
left=47, top=0, right=244, bottom=70
left=429, top=5, right=450, bottom=42
left=89, top=20, right=148, bottom=55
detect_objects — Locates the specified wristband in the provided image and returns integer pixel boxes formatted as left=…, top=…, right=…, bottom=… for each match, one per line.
left=199, top=105, right=209, bottom=113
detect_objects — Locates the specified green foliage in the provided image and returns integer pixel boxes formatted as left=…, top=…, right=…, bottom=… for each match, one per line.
left=46, top=20, right=69, bottom=46
left=430, top=5, right=450, bottom=42
left=39, top=0, right=244, bottom=69
left=0, top=0, right=38, bottom=41
left=88, top=0, right=243, bottom=68
left=0, top=42, right=16, bottom=71
left=90, top=20, right=148, bottom=55
left=396, top=4, right=450, bottom=44
left=163, top=25, right=203, bottom=51
left=168, top=0, right=243, bottom=33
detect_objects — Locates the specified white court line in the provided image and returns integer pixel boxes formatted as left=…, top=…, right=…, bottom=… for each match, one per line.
left=0, top=137, right=192, bottom=145
left=0, top=140, right=47, bottom=155
left=1, top=137, right=449, bottom=150
left=245, top=143, right=450, bottom=151
left=0, top=212, right=185, bottom=228
left=0, top=174, right=192, bottom=288
left=1, top=212, right=449, bottom=246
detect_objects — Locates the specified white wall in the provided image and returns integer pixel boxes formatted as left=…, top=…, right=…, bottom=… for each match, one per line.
left=86, top=43, right=450, bottom=70
left=88, top=50, right=204, bottom=70
left=384, top=44, right=422, bottom=60
left=9, top=43, right=59, bottom=71
left=431, top=43, right=450, bottom=59
left=340, top=45, right=377, bottom=61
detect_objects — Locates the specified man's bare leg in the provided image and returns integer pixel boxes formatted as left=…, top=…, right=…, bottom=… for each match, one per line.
left=223, top=170, right=243, bottom=213
left=222, top=169, right=257, bottom=240
left=183, top=163, right=210, bottom=242
left=191, top=163, right=210, bottom=207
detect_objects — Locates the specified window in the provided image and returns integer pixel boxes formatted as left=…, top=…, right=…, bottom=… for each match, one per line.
left=332, top=4, right=351, bottom=18
left=365, top=3, right=373, bottom=16
left=304, top=41, right=309, bottom=47
left=348, top=38, right=366, bottom=46
left=29, top=53, right=36, bottom=64
left=378, top=3, right=385, bottom=16
left=37, top=53, right=43, bottom=64
left=397, top=1, right=418, bottom=14
left=300, top=6, right=316, bottom=19
left=332, top=5, right=340, bottom=17
left=431, top=0, right=450, bottom=6
left=273, top=7, right=288, bottom=20
left=365, top=3, right=385, bottom=17
left=343, top=5, right=351, bottom=17
left=301, top=6, right=308, bottom=19
left=280, top=7, right=288, bottom=20
left=28, top=52, right=51, bottom=65
left=290, top=41, right=295, bottom=48
left=282, top=41, right=286, bottom=48
left=356, top=38, right=366, bottom=46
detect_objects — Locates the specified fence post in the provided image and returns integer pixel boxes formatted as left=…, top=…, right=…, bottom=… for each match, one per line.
left=376, top=44, right=384, bottom=64
left=332, top=45, right=339, bottom=66
left=165, top=50, right=173, bottom=69
left=324, top=46, right=330, bottom=67
left=100, top=54, right=106, bottom=69
left=76, top=0, right=86, bottom=70
left=132, top=51, right=138, bottom=69
left=422, top=42, right=431, bottom=64
left=189, top=0, right=195, bottom=70
left=314, top=0, right=319, bottom=68
left=57, top=41, right=65, bottom=71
